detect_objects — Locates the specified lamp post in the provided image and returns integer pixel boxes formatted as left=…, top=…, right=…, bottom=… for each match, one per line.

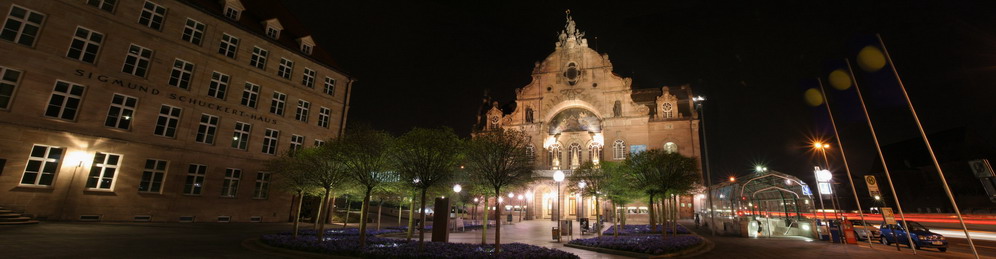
left=453, top=184, right=462, bottom=217
left=553, top=170, right=565, bottom=242
left=518, top=194, right=524, bottom=222
left=815, top=142, right=842, bottom=221
left=579, top=180, right=587, bottom=219
left=693, top=95, right=715, bottom=236
left=473, top=197, right=479, bottom=221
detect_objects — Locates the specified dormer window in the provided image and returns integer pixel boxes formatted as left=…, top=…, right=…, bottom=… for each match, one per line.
left=222, top=0, right=244, bottom=21
left=297, top=36, right=315, bottom=55
left=262, top=18, right=283, bottom=40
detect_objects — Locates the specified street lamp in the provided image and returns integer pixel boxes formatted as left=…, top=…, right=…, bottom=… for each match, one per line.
left=578, top=180, right=587, bottom=219
left=473, top=197, right=479, bottom=221
left=453, top=184, right=462, bottom=193
left=553, top=170, right=565, bottom=242
left=814, top=142, right=842, bottom=221
left=517, top=194, right=524, bottom=222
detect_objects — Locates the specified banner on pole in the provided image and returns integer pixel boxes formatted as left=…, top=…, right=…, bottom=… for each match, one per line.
left=864, top=175, right=881, bottom=197
left=881, top=207, right=897, bottom=225
left=969, top=159, right=994, bottom=178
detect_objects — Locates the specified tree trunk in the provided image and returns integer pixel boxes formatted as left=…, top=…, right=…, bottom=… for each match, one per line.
left=661, top=196, right=668, bottom=238
left=673, top=195, right=678, bottom=237
left=612, top=200, right=619, bottom=238
left=417, top=188, right=428, bottom=251
left=359, top=188, right=372, bottom=248
left=377, top=198, right=384, bottom=230
left=293, top=190, right=304, bottom=239
left=398, top=199, right=403, bottom=227
left=494, top=188, right=502, bottom=254
left=595, top=196, right=601, bottom=236
left=648, top=194, right=656, bottom=231
left=481, top=195, right=489, bottom=245
left=317, top=188, right=331, bottom=240
left=406, top=191, right=416, bottom=241
left=342, top=195, right=350, bottom=228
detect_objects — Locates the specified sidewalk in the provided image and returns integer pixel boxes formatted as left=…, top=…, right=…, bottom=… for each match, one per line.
left=415, top=219, right=629, bottom=259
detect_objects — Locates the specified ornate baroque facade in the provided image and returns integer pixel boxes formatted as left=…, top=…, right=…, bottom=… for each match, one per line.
left=475, top=14, right=701, bottom=221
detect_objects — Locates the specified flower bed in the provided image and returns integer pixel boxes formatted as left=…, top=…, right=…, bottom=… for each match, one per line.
left=602, top=224, right=689, bottom=235
left=261, top=233, right=579, bottom=259
left=568, top=235, right=703, bottom=255
left=280, top=228, right=404, bottom=237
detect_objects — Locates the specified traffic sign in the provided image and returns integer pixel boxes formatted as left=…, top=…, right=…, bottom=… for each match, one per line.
left=881, top=207, right=897, bottom=225
left=864, top=175, right=881, bottom=197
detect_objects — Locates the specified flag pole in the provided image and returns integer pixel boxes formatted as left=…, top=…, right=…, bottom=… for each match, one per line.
left=817, top=78, right=875, bottom=249
left=876, top=33, right=979, bottom=258
left=844, top=59, right=916, bottom=253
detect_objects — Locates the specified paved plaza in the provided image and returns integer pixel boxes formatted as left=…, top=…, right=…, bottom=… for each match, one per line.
left=1, top=219, right=991, bottom=258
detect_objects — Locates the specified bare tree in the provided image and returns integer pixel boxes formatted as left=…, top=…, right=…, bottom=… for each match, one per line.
left=390, top=128, right=462, bottom=250
left=464, top=129, right=534, bottom=253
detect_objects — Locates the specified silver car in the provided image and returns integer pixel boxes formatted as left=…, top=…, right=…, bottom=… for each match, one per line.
left=849, top=220, right=881, bottom=240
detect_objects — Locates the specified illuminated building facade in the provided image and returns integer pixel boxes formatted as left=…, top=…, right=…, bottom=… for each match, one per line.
left=0, top=0, right=352, bottom=222
left=473, top=14, right=701, bottom=222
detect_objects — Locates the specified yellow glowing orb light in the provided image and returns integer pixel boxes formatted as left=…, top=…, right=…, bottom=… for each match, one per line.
left=857, top=46, right=887, bottom=72
left=828, top=69, right=852, bottom=90
left=804, top=88, right=823, bottom=107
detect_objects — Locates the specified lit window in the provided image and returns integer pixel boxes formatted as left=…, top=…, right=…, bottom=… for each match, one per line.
left=45, top=81, right=86, bottom=120
left=218, top=33, right=239, bottom=59
left=262, top=129, right=279, bottom=155
left=86, top=0, right=116, bottom=13
left=568, top=143, right=582, bottom=169
left=588, top=143, right=602, bottom=162
left=139, top=159, right=168, bottom=193
left=269, top=91, right=285, bottom=115
left=277, top=58, right=293, bottom=79
left=181, top=18, right=205, bottom=45
left=207, top=71, right=229, bottom=99
left=85, top=152, right=121, bottom=190
left=137, top=1, right=167, bottom=31
left=289, top=135, right=304, bottom=152
left=323, top=77, right=335, bottom=96
left=184, top=164, right=206, bottom=195
left=314, top=139, right=325, bottom=147
left=221, top=168, right=241, bottom=197
left=241, top=82, right=259, bottom=108
left=302, top=68, right=315, bottom=88
left=231, top=121, right=251, bottom=150
left=0, top=67, right=23, bottom=109
left=20, top=145, right=63, bottom=186
left=66, top=26, right=103, bottom=64
left=253, top=172, right=271, bottom=199
left=613, top=140, right=625, bottom=160
left=104, top=93, right=137, bottom=130
left=295, top=100, right=309, bottom=122
left=249, top=47, right=267, bottom=69
left=168, top=59, right=195, bottom=89
left=317, top=107, right=330, bottom=128
left=122, top=44, right=153, bottom=77
left=196, top=114, right=219, bottom=144
left=1, top=5, right=46, bottom=47
left=154, top=105, right=182, bottom=137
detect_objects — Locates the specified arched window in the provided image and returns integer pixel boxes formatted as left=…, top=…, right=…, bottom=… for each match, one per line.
left=664, top=142, right=678, bottom=154
left=613, top=140, right=625, bottom=160
left=569, top=143, right=582, bottom=169
left=525, top=144, right=535, bottom=160
left=588, top=143, right=602, bottom=163
left=548, top=144, right=562, bottom=169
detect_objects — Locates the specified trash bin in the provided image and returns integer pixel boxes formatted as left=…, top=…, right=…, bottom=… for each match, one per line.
left=828, top=220, right=843, bottom=243
left=552, top=227, right=560, bottom=240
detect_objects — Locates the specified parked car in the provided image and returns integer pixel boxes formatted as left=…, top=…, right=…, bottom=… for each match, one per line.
left=879, top=221, right=947, bottom=252
left=848, top=219, right=881, bottom=240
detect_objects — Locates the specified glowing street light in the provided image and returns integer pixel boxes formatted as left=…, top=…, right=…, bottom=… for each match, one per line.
left=728, top=176, right=736, bottom=182
left=553, top=170, right=564, bottom=242
left=453, top=184, right=462, bottom=193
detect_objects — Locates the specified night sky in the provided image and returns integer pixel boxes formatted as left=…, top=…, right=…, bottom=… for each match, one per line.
left=284, top=1, right=996, bottom=186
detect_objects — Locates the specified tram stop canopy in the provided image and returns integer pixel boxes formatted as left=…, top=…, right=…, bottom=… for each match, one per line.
left=706, top=170, right=817, bottom=237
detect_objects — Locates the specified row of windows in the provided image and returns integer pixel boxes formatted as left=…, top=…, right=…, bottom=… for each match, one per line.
left=535, top=140, right=680, bottom=169
left=1, top=3, right=339, bottom=99
left=22, top=144, right=271, bottom=199
left=1, top=68, right=326, bottom=155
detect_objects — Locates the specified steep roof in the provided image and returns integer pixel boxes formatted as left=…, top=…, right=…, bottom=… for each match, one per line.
left=180, top=0, right=350, bottom=77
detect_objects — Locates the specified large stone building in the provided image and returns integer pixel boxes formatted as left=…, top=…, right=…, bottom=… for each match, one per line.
left=0, top=0, right=352, bottom=223
left=474, top=14, right=702, bottom=222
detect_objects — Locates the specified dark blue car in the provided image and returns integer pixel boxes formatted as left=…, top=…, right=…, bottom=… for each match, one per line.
left=879, top=221, right=947, bottom=252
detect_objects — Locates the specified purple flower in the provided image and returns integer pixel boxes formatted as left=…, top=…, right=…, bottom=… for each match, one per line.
left=568, top=235, right=703, bottom=255
left=262, top=232, right=579, bottom=259
left=601, top=224, right=689, bottom=235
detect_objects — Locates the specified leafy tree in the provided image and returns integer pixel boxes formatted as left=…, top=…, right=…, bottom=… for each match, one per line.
left=626, top=149, right=699, bottom=238
left=340, top=127, right=393, bottom=248
left=464, top=129, right=534, bottom=253
left=267, top=150, right=320, bottom=239
left=298, top=145, right=350, bottom=241
left=602, top=161, right=640, bottom=237
left=390, top=127, right=462, bottom=249
left=566, top=161, right=608, bottom=236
